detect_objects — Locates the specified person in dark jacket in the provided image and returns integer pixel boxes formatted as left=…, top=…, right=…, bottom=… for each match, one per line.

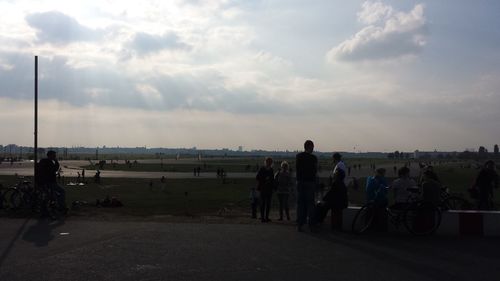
left=256, top=157, right=275, bottom=222
left=328, top=153, right=348, bottom=230
left=476, top=160, right=498, bottom=210
left=36, top=150, right=67, bottom=212
left=295, top=140, right=318, bottom=231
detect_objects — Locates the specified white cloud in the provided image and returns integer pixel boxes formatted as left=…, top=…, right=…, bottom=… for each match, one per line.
left=327, top=3, right=427, bottom=62
left=357, top=1, right=393, bottom=24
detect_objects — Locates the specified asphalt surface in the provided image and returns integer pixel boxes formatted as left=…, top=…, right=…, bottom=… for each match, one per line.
left=0, top=217, right=499, bottom=281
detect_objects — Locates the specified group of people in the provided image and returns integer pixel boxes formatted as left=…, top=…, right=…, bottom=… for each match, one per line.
left=252, top=139, right=500, bottom=232
left=253, top=140, right=348, bottom=232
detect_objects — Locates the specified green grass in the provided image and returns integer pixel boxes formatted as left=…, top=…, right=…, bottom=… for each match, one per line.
left=1, top=161, right=495, bottom=218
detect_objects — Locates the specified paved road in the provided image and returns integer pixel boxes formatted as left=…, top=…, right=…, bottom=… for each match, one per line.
left=0, top=218, right=498, bottom=281
left=0, top=160, right=422, bottom=179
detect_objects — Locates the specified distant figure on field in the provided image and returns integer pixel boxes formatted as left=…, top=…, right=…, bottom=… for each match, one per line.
left=161, top=176, right=167, bottom=192
left=256, top=158, right=275, bottom=222
left=475, top=160, right=498, bottom=210
left=94, top=170, right=101, bottom=183
left=36, top=150, right=68, bottom=213
left=275, top=161, right=292, bottom=221
left=82, top=169, right=85, bottom=181
left=295, top=140, right=318, bottom=232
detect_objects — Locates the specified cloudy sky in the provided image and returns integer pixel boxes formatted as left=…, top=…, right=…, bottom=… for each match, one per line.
left=0, top=0, right=499, bottom=152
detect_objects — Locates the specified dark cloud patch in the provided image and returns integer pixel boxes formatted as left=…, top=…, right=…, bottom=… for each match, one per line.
left=25, top=11, right=101, bottom=44
left=127, top=32, right=190, bottom=55
left=0, top=52, right=289, bottom=114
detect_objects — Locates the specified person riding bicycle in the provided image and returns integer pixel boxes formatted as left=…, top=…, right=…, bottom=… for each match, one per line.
left=390, top=167, right=418, bottom=211
left=36, top=150, right=68, bottom=214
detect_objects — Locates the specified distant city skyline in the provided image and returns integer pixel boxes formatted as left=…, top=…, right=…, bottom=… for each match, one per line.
left=1, top=1, right=499, bottom=152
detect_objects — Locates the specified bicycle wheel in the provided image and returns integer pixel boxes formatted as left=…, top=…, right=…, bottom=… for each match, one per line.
left=9, top=189, right=24, bottom=209
left=442, top=196, right=468, bottom=210
left=352, top=204, right=375, bottom=234
left=404, top=202, right=441, bottom=236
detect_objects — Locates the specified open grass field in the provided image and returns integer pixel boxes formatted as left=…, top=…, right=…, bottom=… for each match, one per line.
left=1, top=158, right=498, bottom=218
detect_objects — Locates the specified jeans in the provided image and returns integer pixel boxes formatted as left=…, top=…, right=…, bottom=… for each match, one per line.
left=296, top=181, right=316, bottom=226
left=260, top=192, right=272, bottom=220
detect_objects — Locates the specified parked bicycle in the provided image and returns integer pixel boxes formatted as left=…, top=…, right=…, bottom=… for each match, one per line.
left=7, top=179, right=65, bottom=219
left=439, top=186, right=472, bottom=210
left=352, top=196, right=442, bottom=236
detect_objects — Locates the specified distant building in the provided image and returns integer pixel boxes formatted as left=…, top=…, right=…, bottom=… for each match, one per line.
left=238, top=146, right=243, bottom=152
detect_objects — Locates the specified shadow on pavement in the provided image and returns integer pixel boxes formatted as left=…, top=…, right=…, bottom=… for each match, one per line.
left=304, top=229, right=500, bottom=281
left=22, top=218, right=65, bottom=247
left=0, top=217, right=31, bottom=270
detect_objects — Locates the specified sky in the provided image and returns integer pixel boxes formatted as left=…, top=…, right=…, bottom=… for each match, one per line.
left=0, top=0, right=499, bottom=152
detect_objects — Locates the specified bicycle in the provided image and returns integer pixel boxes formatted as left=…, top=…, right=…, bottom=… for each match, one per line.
left=0, top=184, right=16, bottom=210
left=352, top=199, right=442, bottom=236
left=8, top=180, right=66, bottom=219
left=439, top=186, right=471, bottom=210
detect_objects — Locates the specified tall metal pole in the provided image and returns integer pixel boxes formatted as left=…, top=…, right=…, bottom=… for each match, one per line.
left=34, top=56, right=38, bottom=186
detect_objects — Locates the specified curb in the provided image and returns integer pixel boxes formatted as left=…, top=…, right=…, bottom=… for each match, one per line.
left=341, top=207, right=500, bottom=236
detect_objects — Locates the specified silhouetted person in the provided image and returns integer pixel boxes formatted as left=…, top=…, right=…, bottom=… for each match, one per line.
left=366, top=168, right=388, bottom=231
left=275, top=161, right=292, bottom=221
left=475, top=160, right=498, bottom=210
left=82, top=169, right=85, bottom=181
left=390, top=167, right=418, bottom=210
left=328, top=153, right=348, bottom=230
left=36, top=150, right=67, bottom=213
left=295, top=140, right=318, bottom=232
left=197, top=166, right=201, bottom=176
left=256, top=157, right=275, bottom=222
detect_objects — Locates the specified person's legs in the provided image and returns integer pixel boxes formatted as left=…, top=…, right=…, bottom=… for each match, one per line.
left=479, top=186, right=491, bottom=210
left=50, top=183, right=67, bottom=209
left=283, top=194, right=290, bottom=220
left=331, top=209, right=343, bottom=231
left=260, top=195, right=266, bottom=221
left=265, top=193, right=272, bottom=221
left=304, top=183, right=316, bottom=226
left=296, top=183, right=306, bottom=226
left=277, top=194, right=284, bottom=220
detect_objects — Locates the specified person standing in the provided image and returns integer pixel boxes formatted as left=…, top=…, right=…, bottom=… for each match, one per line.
left=256, top=157, right=275, bottom=222
left=36, top=150, right=68, bottom=214
left=328, top=153, right=348, bottom=230
left=275, top=161, right=292, bottom=221
left=475, top=160, right=498, bottom=210
left=295, top=140, right=318, bottom=232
